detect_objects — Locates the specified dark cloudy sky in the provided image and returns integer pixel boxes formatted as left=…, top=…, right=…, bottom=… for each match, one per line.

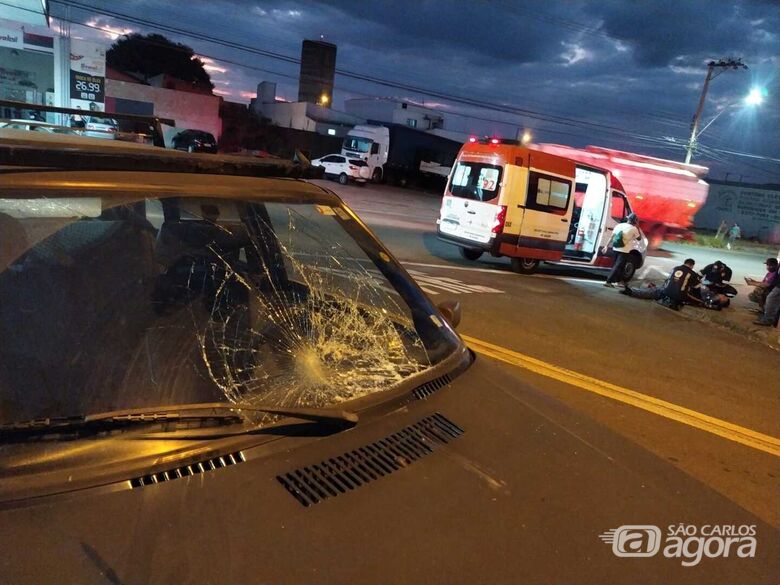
left=37, top=1, right=780, bottom=181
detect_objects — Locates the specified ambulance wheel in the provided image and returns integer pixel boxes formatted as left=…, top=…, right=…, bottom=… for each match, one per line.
left=622, top=252, right=641, bottom=282
left=459, top=247, right=483, bottom=261
left=511, top=257, right=539, bottom=274
left=338, top=173, right=349, bottom=185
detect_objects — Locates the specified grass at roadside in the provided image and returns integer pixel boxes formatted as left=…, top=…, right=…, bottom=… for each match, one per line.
left=677, top=231, right=778, bottom=254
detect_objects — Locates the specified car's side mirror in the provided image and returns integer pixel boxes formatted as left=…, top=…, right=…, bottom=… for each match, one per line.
left=437, top=299, right=461, bottom=329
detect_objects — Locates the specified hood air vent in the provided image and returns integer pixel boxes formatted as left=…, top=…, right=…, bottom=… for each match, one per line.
left=277, top=413, right=463, bottom=507
left=413, top=373, right=452, bottom=400
left=131, top=451, right=246, bottom=488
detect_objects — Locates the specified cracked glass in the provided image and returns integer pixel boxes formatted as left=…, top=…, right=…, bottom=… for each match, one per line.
left=0, top=191, right=459, bottom=426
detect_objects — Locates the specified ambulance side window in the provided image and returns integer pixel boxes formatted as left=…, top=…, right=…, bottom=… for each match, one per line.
left=611, top=192, right=628, bottom=221
left=527, top=172, right=571, bottom=215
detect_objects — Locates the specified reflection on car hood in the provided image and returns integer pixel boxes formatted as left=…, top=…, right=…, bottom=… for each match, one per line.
left=0, top=358, right=774, bottom=585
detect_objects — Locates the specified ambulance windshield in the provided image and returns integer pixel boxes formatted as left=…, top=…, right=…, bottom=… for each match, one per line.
left=449, top=162, right=502, bottom=202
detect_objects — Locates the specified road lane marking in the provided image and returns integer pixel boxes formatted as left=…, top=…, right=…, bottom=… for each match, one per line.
left=637, top=265, right=671, bottom=280
left=531, top=274, right=606, bottom=285
left=461, top=334, right=780, bottom=457
left=402, top=261, right=515, bottom=274
left=406, top=269, right=504, bottom=295
left=402, top=262, right=615, bottom=286
left=314, top=264, right=505, bottom=296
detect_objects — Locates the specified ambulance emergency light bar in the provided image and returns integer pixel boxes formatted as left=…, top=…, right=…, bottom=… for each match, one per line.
left=467, top=136, right=520, bottom=146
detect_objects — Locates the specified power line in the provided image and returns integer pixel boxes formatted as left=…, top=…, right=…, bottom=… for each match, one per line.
left=49, top=0, right=689, bottom=144
left=6, top=4, right=635, bottom=145
left=702, top=145, right=780, bottom=164
left=8, top=0, right=772, bottom=167
left=696, top=145, right=780, bottom=180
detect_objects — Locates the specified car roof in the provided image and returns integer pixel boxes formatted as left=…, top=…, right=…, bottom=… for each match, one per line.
left=0, top=169, right=337, bottom=204
left=2, top=119, right=62, bottom=127
left=0, top=128, right=159, bottom=151
left=0, top=130, right=324, bottom=180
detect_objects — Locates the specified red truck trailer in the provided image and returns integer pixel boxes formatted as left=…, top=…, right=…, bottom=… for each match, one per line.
left=535, top=144, right=709, bottom=247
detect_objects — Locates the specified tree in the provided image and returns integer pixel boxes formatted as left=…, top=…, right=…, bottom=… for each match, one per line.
left=107, top=33, right=214, bottom=91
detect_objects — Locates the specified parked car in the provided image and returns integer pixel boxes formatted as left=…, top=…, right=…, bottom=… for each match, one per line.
left=311, top=153, right=371, bottom=184
left=82, top=116, right=118, bottom=139
left=0, top=119, right=75, bottom=134
left=172, top=129, right=218, bottom=153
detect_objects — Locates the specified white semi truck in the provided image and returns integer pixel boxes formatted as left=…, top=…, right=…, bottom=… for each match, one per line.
left=341, top=123, right=461, bottom=186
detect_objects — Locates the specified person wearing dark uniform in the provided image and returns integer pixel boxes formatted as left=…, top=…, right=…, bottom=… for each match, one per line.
left=697, top=260, right=736, bottom=308
left=700, top=260, right=732, bottom=286
left=620, top=258, right=701, bottom=310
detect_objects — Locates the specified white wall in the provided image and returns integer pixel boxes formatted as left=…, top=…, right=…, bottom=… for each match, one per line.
left=345, top=97, right=519, bottom=140
left=695, top=182, right=780, bottom=243
left=344, top=99, right=396, bottom=124
left=346, top=99, right=437, bottom=129
left=252, top=101, right=312, bottom=131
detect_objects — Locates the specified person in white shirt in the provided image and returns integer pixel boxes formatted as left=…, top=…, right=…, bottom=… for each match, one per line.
left=604, top=213, right=641, bottom=287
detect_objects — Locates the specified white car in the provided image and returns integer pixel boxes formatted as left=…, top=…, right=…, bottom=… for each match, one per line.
left=311, top=154, right=371, bottom=185
left=82, top=116, right=118, bottom=139
left=0, top=120, right=74, bottom=134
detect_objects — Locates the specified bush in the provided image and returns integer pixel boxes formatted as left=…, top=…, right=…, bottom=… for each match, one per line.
left=694, top=234, right=726, bottom=248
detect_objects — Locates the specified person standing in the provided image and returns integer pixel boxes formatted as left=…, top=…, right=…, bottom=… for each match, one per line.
left=715, top=219, right=728, bottom=240
left=604, top=213, right=641, bottom=287
left=71, top=107, right=85, bottom=130
left=726, top=223, right=741, bottom=250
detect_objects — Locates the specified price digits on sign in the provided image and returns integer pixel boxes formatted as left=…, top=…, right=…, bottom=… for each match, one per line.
left=75, top=80, right=102, bottom=93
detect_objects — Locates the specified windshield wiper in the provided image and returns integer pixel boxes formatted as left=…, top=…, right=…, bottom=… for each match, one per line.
left=0, top=402, right=358, bottom=441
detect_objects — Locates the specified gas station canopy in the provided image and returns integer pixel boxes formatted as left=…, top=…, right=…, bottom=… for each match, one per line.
left=0, top=0, right=49, bottom=26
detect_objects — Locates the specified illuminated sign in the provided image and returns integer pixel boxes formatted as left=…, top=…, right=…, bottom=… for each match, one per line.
left=69, top=71, right=104, bottom=103
left=69, top=39, right=106, bottom=112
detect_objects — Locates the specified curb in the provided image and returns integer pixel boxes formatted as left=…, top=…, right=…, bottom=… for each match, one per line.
left=670, top=305, right=780, bottom=351
left=628, top=277, right=780, bottom=351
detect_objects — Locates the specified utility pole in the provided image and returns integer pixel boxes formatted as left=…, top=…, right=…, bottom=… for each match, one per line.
left=684, top=58, right=747, bottom=164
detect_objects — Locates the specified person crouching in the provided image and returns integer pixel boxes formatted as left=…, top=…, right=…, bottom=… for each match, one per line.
left=620, top=258, right=701, bottom=310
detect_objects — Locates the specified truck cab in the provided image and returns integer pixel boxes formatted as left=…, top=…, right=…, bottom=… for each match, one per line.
left=341, top=124, right=389, bottom=182
left=437, top=138, right=647, bottom=278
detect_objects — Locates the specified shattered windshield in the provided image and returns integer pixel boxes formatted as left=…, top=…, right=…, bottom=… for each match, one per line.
left=0, top=191, right=458, bottom=426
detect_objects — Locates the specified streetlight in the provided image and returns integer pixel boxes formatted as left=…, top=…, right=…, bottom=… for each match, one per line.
left=694, top=88, right=765, bottom=137
left=521, top=130, right=532, bottom=144
left=685, top=86, right=765, bottom=164
left=684, top=58, right=748, bottom=164
left=744, top=87, right=765, bottom=106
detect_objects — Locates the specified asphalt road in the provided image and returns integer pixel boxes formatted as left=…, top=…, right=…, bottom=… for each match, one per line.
left=316, top=179, right=780, bottom=549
